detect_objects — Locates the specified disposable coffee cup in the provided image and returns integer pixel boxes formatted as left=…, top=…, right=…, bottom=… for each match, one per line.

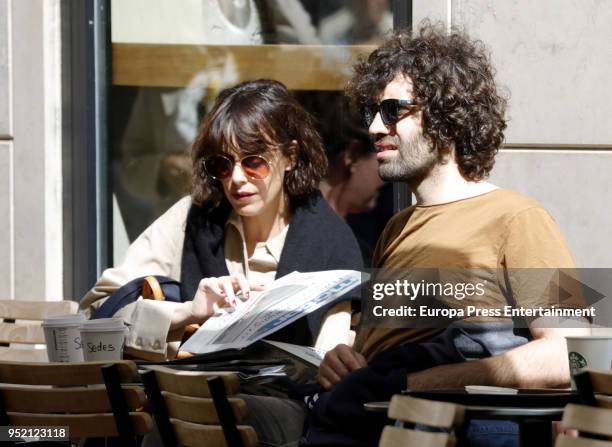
left=566, top=336, right=612, bottom=389
left=79, top=318, right=128, bottom=361
left=42, top=313, right=87, bottom=362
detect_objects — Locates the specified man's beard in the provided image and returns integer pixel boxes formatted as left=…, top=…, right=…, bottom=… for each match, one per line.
left=378, top=132, right=437, bottom=182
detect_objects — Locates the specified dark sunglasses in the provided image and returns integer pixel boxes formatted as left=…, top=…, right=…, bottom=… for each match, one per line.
left=363, top=99, right=418, bottom=127
left=203, top=154, right=271, bottom=180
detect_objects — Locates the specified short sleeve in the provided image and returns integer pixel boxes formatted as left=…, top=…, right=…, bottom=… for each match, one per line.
left=502, top=207, right=575, bottom=269
left=501, top=207, right=578, bottom=310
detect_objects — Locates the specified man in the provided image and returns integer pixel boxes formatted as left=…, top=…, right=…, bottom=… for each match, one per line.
left=307, top=23, right=589, bottom=446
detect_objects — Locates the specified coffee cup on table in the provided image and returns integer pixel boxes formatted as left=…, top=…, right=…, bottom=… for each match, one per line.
left=79, top=317, right=128, bottom=361
left=41, top=314, right=87, bottom=362
left=565, top=336, right=612, bottom=389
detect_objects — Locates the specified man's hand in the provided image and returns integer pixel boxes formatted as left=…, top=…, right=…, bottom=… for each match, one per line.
left=318, top=344, right=367, bottom=390
left=405, top=324, right=591, bottom=390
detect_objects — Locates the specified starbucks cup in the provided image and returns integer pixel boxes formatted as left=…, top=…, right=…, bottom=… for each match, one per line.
left=42, top=314, right=87, bottom=362
left=566, top=336, right=612, bottom=389
left=79, top=318, right=128, bottom=361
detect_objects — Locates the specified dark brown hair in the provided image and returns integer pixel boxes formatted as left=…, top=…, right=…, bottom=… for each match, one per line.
left=191, top=79, right=327, bottom=207
left=346, top=22, right=508, bottom=180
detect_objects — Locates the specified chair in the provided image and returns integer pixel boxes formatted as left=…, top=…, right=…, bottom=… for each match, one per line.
left=0, top=299, right=79, bottom=362
left=141, top=365, right=258, bottom=447
left=556, top=404, right=612, bottom=446
left=379, top=395, right=464, bottom=447
left=575, top=369, right=612, bottom=409
left=0, top=360, right=152, bottom=446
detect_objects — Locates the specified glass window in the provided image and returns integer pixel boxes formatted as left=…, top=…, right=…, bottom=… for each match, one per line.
left=109, top=0, right=395, bottom=266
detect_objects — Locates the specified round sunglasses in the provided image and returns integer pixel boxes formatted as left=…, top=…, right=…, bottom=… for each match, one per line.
left=203, top=154, right=271, bottom=180
left=363, top=99, right=418, bottom=127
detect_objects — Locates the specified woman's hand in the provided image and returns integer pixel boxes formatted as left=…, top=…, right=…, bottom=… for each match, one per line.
left=171, top=275, right=266, bottom=329
left=191, top=274, right=266, bottom=322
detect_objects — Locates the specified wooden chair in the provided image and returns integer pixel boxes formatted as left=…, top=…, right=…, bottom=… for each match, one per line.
left=379, top=395, right=464, bottom=447
left=0, top=299, right=79, bottom=362
left=141, top=365, right=258, bottom=447
left=556, top=404, right=612, bottom=446
left=575, top=369, right=612, bottom=409
left=0, top=360, right=152, bottom=446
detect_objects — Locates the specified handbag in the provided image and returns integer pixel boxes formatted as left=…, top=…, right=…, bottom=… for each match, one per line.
left=91, top=275, right=182, bottom=319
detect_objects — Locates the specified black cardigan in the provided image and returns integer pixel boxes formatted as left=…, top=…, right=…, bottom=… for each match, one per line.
left=180, top=191, right=364, bottom=346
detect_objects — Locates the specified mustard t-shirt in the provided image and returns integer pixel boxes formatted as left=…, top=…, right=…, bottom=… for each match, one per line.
left=355, top=188, right=576, bottom=360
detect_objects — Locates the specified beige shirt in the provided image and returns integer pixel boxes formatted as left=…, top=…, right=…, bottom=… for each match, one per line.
left=80, top=196, right=291, bottom=360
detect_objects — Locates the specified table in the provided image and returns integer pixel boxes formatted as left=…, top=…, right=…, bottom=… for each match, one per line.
left=365, top=389, right=580, bottom=447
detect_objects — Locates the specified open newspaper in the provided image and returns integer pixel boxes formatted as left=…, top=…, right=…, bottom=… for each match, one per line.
left=180, top=270, right=363, bottom=355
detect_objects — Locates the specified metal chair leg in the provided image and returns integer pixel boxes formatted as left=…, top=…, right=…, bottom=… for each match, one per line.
left=101, top=364, right=137, bottom=447
left=208, top=376, right=244, bottom=447
left=140, top=369, right=178, bottom=447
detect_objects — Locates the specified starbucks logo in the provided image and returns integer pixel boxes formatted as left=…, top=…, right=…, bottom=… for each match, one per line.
left=568, top=351, right=588, bottom=374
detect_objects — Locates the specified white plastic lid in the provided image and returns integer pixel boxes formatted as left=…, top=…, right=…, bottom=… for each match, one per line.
left=80, top=325, right=128, bottom=333
left=81, top=317, right=124, bottom=326
left=79, top=317, right=127, bottom=332
left=41, top=313, right=87, bottom=328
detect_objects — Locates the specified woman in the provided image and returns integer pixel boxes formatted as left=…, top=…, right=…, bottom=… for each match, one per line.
left=81, top=79, right=363, bottom=360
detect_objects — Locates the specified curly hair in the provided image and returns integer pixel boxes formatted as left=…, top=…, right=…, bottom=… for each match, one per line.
left=346, top=21, right=508, bottom=180
left=191, top=79, right=327, bottom=207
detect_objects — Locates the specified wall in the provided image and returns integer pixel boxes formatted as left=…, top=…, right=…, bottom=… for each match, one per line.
left=413, top=0, right=612, bottom=268
left=0, top=0, right=63, bottom=301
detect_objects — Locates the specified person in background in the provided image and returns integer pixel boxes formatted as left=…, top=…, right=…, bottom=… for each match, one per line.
left=318, top=0, right=392, bottom=45
left=309, top=92, right=387, bottom=266
left=318, top=96, right=385, bottom=219
left=81, top=80, right=362, bottom=364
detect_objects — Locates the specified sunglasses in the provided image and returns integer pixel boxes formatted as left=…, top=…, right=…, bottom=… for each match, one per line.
left=203, top=154, right=271, bottom=180
left=363, top=99, right=418, bottom=127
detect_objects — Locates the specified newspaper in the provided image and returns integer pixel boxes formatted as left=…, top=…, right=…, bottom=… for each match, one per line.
left=180, top=270, right=363, bottom=354
left=263, top=340, right=326, bottom=367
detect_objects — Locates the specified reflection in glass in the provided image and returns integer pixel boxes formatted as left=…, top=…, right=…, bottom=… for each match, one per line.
left=318, top=0, right=393, bottom=45
left=216, top=0, right=252, bottom=29
left=110, top=0, right=394, bottom=261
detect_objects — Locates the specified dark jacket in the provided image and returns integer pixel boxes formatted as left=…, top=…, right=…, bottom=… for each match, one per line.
left=180, top=191, right=364, bottom=346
